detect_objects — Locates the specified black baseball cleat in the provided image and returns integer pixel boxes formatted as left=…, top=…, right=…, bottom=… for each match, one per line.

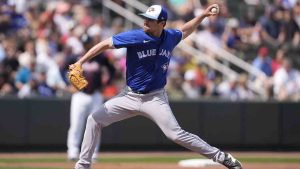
left=222, top=153, right=242, bottom=169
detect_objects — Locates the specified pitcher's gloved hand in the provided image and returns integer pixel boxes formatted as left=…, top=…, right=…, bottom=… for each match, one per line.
left=68, top=63, right=88, bottom=90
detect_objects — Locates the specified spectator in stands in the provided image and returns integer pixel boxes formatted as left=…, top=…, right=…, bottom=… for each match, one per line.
left=236, top=73, right=254, bottom=100
left=252, top=46, right=273, bottom=77
left=166, top=71, right=185, bottom=100
left=2, top=40, right=19, bottom=72
left=18, top=40, right=36, bottom=69
left=36, top=70, right=55, bottom=97
left=272, top=48, right=286, bottom=74
left=0, top=4, right=11, bottom=34
left=53, top=1, right=72, bottom=35
left=195, top=20, right=222, bottom=55
left=260, top=7, right=285, bottom=47
left=4, top=3, right=27, bottom=33
left=0, top=39, right=17, bottom=95
left=194, top=63, right=208, bottom=95
left=167, top=0, right=196, bottom=21
left=15, top=60, right=36, bottom=98
left=281, top=9, right=300, bottom=48
left=0, top=70, right=14, bottom=96
left=87, top=16, right=111, bottom=40
left=203, top=67, right=219, bottom=97
left=217, top=75, right=240, bottom=101
left=182, top=69, right=200, bottom=99
left=46, top=54, right=67, bottom=95
left=65, top=26, right=85, bottom=57
left=273, top=58, right=300, bottom=101
left=0, top=0, right=299, bottom=102
left=222, top=18, right=247, bottom=56
left=277, top=0, right=298, bottom=10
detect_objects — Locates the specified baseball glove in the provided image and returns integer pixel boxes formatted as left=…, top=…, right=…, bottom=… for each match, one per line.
left=68, top=63, right=88, bottom=90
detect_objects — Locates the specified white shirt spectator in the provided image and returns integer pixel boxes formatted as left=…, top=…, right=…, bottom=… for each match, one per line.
left=18, top=52, right=34, bottom=68
left=217, top=80, right=239, bottom=101
left=195, top=28, right=222, bottom=49
left=8, top=0, right=27, bottom=13
left=46, top=62, right=66, bottom=90
left=87, top=24, right=112, bottom=40
left=273, top=67, right=300, bottom=97
left=36, top=52, right=66, bottom=90
left=66, top=36, right=85, bottom=56
left=182, top=70, right=200, bottom=99
left=53, top=1, right=74, bottom=35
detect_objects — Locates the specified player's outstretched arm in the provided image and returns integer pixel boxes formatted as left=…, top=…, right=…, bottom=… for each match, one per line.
left=180, top=4, right=219, bottom=40
left=76, top=37, right=115, bottom=66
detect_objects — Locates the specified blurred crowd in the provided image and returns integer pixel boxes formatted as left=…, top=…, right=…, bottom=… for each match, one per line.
left=0, top=0, right=299, bottom=101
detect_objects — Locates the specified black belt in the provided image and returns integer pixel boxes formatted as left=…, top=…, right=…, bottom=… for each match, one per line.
left=82, top=88, right=95, bottom=95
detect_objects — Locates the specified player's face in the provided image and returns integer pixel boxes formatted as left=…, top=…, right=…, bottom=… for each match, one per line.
left=143, top=18, right=165, bottom=36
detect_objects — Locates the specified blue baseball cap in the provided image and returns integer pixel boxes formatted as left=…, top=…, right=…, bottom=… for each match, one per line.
left=139, top=5, right=168, bottom=21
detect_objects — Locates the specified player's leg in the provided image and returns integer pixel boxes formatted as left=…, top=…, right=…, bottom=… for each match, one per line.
left=75, top=91, right=139, bottom=169
left=67, top=92, right=92, bottom=161
left=140, top=91, right=223, bottom=161
left=89, top=92, right=104, bottom=161
left=140, top=90, right=242, bottom=168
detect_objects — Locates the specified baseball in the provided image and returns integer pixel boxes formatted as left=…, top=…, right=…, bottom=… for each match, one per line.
left=211, top=7, right=219, bottom=14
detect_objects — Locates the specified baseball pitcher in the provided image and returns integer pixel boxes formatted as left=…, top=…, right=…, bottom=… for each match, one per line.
left=68, top=4, right=242, bottom=169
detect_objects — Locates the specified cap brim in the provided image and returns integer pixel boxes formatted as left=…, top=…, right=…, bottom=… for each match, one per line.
left=139, top=13, right=158, bottom=20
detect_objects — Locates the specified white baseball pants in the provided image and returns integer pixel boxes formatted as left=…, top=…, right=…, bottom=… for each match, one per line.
left=67, top=91, right=103, bottom=160
left=75, top=88, right=224, bottom=169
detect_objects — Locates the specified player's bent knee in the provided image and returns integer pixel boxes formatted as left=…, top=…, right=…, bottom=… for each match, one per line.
left=87, top=115, right=103, bottom=128
left=90, top=105, right=109, bottom=124
left=87, top=115, right=96, bottom=123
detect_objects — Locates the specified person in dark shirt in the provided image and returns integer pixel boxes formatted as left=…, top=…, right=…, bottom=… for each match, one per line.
left=67, top=52, right=115, bottom=161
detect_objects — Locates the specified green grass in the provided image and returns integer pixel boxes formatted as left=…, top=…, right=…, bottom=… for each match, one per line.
left=0, top=158, right=64, bottom=163
left=239, top=157, right=300, bottom=163
left=0, top=156, right=300, bottom=164
left=100, top=156, right=300, bottom=163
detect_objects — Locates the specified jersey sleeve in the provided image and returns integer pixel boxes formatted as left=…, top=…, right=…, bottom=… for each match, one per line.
left=167, top=29, right=183, bottom=47
left=112, top=30, right=141, bottom=48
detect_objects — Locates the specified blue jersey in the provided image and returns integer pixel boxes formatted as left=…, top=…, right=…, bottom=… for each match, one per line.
left=112, top=29, right=182, bottom=93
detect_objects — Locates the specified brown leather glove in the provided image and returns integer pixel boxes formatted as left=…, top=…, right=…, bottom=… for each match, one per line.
left=68, top=63, right=88, bottom=90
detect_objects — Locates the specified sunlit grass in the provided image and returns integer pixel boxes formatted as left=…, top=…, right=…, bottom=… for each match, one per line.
left=0, top=156, right=300, bottom=163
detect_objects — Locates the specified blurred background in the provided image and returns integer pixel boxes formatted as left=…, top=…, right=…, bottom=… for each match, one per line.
left=0, top=0, right=299, bottom=152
